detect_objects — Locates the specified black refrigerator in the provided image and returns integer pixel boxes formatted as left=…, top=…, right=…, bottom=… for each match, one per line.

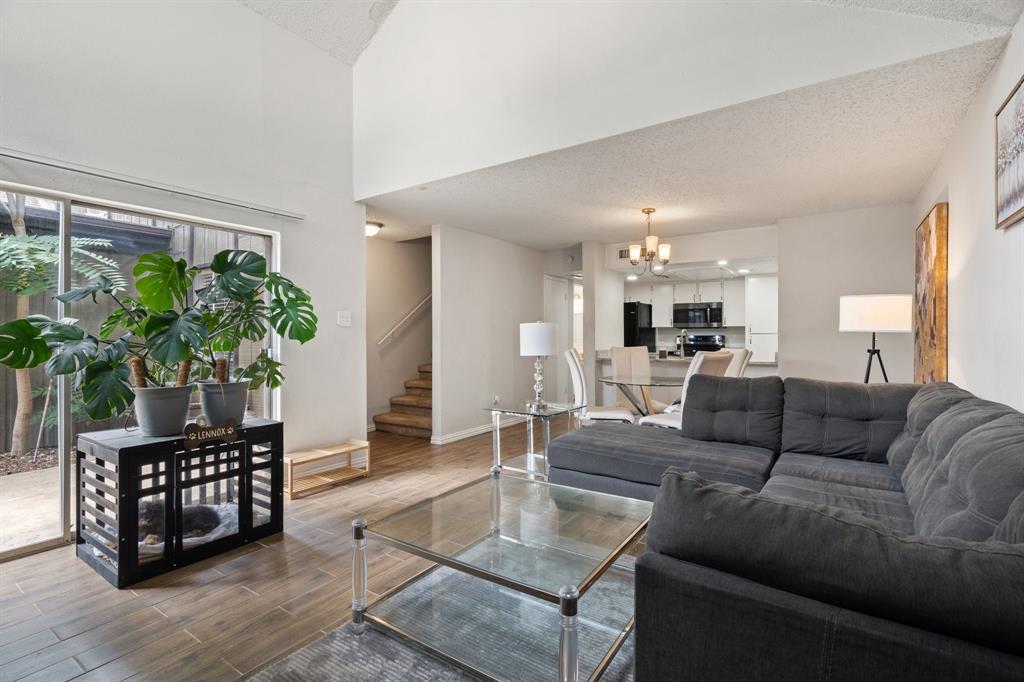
left=624, top=302, right=656, bottom=351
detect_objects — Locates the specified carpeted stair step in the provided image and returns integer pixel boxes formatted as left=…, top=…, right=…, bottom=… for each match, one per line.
left=418, top=364, right=432, bottom=380
left=373, top=411, right=432, bottom=439
left=404, top=378, right=432, bottom=396
left=390, top=393, right=431, bottom=417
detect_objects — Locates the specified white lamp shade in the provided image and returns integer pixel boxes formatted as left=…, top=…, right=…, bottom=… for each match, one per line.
left=628, top=244, right=642, bottom=263
left=658, top=242, right=671, bottom=262
left=839, top=295, right=912, bottom=333
left=520, top=322, right=557, bottom=357
left=645, top=234, right=659, bottom=254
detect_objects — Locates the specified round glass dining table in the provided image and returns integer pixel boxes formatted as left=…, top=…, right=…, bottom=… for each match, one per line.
left=599, top=375, right=685, bottom=416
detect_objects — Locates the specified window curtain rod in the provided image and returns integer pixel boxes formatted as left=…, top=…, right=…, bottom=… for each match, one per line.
left=0, top=148, right=305, bottom=221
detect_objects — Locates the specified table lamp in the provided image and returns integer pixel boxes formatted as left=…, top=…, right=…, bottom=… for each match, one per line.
left=520, top=322, right=557, bottom=407
left=838, top=294, right=912, bottom=383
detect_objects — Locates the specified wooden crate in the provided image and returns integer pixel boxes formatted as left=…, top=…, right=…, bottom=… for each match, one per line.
left=285, top=438, right=371, bottom=499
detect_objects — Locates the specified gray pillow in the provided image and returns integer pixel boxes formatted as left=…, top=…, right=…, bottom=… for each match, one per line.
left=681, top=375, right=784, bottom=453
left=648, top=468, right=1024, bottom=657
left=885, top=382, right=975, bottom=476
left=782, top=378, right=920, bottom=462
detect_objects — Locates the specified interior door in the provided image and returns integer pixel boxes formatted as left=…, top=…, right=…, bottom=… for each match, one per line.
left=543, top=275, right=573, bottom=403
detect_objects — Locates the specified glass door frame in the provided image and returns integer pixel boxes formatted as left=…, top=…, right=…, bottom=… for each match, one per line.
left=0, top=180, right=280, bottom=562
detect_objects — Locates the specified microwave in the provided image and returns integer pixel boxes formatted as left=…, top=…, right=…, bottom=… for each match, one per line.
left=673, top=302, right=724, bottom=329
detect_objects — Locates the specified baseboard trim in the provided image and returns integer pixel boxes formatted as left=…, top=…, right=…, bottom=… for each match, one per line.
left=430, top=416, right=526, bottom=445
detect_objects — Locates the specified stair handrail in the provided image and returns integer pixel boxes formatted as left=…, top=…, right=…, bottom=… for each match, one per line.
left=377, top=293, right=432, bottom=346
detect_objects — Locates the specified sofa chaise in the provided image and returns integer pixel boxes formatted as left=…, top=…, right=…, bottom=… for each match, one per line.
left=546, top=377, right=1024, bottom=680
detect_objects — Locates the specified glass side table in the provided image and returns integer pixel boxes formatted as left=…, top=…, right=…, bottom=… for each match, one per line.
left=485, top=401, right=584, bottom=479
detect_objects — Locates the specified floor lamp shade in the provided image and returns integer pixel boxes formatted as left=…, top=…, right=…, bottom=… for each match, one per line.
left=520, top=322, right=557, bottom=357
left=839, top=295, right=913, bottom=333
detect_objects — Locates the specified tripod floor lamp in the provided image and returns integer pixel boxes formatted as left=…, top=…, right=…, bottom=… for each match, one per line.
left=839, top=294, right=913, bottom=383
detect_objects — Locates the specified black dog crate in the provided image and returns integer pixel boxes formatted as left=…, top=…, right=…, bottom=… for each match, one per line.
left=75, top=418, right=283, bottom=588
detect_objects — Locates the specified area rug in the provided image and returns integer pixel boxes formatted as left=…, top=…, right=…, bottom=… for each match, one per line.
left=249, top=620, right=634, bottom=681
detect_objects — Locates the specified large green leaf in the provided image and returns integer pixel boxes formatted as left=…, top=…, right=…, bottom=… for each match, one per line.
left=97, top=338, right=129, bottom=364
left=228, top=298, right=268, bottom=342
left=0, top=319, right=52, bottom=369
left=133, top=252, right=195, bottom=311
left=265, top=272, right=311, bottom=302
left=55, top=275, right=115, bottom=303
left=236, top=351, right=284, bottom=391
left=81, top=359, right=134, bottom=419
left=45, top=335, right=98, bottom=375
left=210, top=250, right=266, bottom=299
left=99, top=302, right=146, bottom=339
left=143, top=309, right=208, bottom=365
left=268, top=297, right=317, bottom=344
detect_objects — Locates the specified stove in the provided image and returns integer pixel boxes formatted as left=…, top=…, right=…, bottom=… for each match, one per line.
left=682, top=334, right=726, bottom=357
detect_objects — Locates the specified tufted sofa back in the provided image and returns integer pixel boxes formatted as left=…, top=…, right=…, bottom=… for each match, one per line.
left=902, top=397, right=1024, bottom=542
left=884, top=382, right=976, bottom=476
left=781, top=379, right=921, bottom=462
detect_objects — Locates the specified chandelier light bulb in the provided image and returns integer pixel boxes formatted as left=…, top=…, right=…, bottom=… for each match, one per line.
left=628, top=244, right=642, bottom=264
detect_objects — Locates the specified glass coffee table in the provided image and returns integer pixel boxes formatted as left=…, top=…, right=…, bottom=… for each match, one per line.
left=486, top=400, right=585, bottom=479
left=351, top=472, right=651, bottom=681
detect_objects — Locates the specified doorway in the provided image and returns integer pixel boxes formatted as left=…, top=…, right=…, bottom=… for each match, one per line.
left=543, top=275, right=574, bottom=403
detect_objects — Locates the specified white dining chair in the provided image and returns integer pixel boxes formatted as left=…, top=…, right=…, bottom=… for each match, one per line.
left=566, top=348, right=635, bottom=424
left=638, top=349, right=733, bottom=429
left=610, top=346, right=669, bottom=415
left=725, top=348, right=752, bottom=377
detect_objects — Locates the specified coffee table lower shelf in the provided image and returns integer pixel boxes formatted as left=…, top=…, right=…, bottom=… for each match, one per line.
left=362, top=561, right=635, bottom=682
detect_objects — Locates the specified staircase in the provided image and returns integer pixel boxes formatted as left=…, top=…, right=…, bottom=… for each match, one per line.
left=372, top=364, right=432, bottom=439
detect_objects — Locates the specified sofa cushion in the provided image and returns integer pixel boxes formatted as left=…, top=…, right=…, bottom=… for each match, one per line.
left=773, top=452, right=903, bottom=492
left=546, top=422, right=773, bottom=491
left=648, top=470, right=1024, bottom=657
left=782, top=379, right=920, bottom=462
left=761, top=474, right=915, bottom=533
left=885, top=382, right=975, bottom=476
left=681, top=375, right=785, bottom=453
left=903, top=398, right=1024, bottom=541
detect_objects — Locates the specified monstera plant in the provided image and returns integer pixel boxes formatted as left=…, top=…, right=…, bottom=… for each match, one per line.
left=0, top=249, right=317, bottom=436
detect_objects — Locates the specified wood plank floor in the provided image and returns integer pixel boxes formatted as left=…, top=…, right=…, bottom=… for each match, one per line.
left=0, top=418, right=571, bottom=681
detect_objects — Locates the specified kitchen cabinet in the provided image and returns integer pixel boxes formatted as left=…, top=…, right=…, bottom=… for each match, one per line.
left=652, top=283, right=674, bottom=328
left=747, top=332, right=778, bottom=364
left=745, top=275, right=778, bottom=334
left=701, top=280, right=725, bottom=303
left=745, top=275, right=778, bottom=363
left=723, top=278, right=746, bottom=327
left=674, top=281, right=698, bottom=303
left=624, top=282, right=651, bottom=304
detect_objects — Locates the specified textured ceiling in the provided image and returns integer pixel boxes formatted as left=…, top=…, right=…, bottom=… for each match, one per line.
left=816, top=0, right=1024, bottom=27
left=367, top=37, right=1008, bottom=247
left=239, top=0, right=396, bottom=65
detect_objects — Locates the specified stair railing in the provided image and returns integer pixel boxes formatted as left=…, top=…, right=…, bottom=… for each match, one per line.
left=377, top=293, right=432, bottom=346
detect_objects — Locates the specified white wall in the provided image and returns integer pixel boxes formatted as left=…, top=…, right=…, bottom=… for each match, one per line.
left=366, top=238, right=432, bottom=422
left=431, top=224, right=544, bottom=442
left=778, top=205, right=915, bottom=383
left=915, top=14, right=1024, bottom=410
left=581, top=241, right=624, bottom=405
left=0, top=0, right=366, bottom=450
left=353, top=1, right=995, bottom=198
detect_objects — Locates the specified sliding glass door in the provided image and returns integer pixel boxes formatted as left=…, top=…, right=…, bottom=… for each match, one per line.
left=0, top=185, right=275, bottom=560
left=0, top=191, right=65, bottom=555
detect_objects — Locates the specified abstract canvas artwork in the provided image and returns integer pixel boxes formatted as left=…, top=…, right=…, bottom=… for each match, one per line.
left=914, top=203, right=948, bottom=383
left=996, top=74, right=1024, bottom=229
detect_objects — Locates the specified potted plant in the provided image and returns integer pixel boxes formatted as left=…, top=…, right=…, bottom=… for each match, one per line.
left=190, top=249, right=316, bottom=424
left=0, top=249, right=316, bottom=437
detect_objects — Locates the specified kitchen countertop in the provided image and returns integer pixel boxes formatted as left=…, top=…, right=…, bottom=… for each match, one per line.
left=595, top=350, right=777, bottom=367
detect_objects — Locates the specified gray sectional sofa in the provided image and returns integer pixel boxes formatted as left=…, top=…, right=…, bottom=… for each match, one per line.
left=546, top=377, right=1024, bottom=680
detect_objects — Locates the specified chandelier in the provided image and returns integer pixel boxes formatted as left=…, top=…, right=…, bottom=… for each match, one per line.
left=628, top=207, right=671, bottom=277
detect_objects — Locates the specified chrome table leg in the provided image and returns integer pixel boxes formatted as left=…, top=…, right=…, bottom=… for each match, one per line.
left=351, top=518, right=368, bottom=632
left=559, top=585, right=580, bottom=682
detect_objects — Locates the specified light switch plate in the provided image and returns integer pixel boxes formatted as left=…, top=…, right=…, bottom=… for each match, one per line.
left=336, top=310, right=352, bottom=327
